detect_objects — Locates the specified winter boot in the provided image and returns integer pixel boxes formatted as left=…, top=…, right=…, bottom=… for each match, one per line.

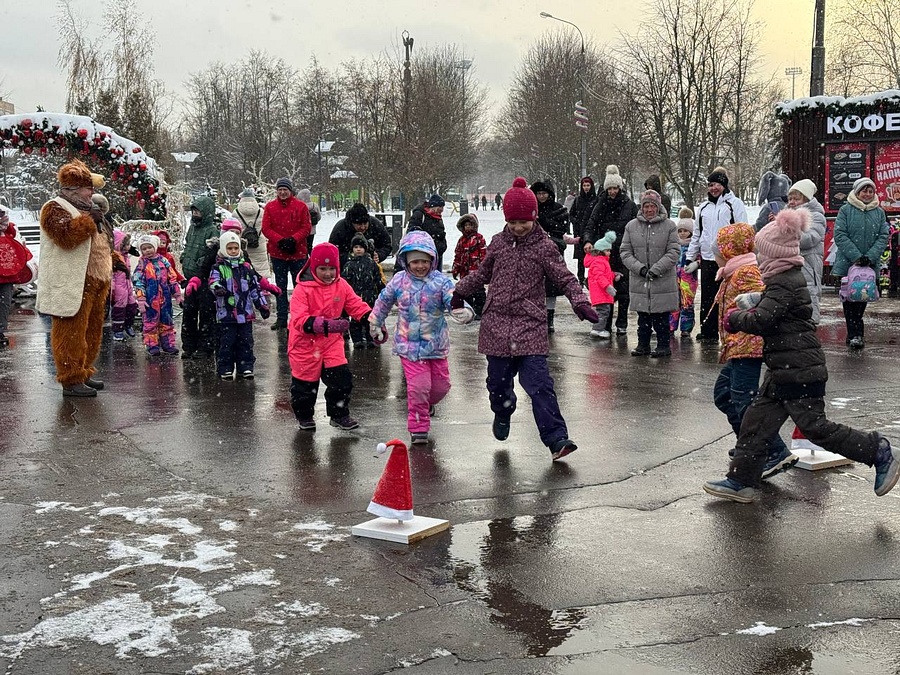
left=547, top=310, right=555, bottom=334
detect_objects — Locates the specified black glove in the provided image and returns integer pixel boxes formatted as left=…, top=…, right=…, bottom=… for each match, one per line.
left=639, top=266, right=648, bottom=277
left=856, top=256, right=871, bottom=267
left=277, top=237, right=297, bottom=254
left=646, top=269, right=659, bottom=280
left=259, top=306, right=270, bottom=320
left=450, top=292, right=465, bottom=310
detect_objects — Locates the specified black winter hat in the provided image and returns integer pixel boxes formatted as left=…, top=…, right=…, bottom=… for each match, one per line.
left=275, top=177, right=294, bottom=193
left=347, top=203, right=370, bottom=224
left=350, top=233, right=370, bottom=251
left=427, top=194, right=445, bottom=207
left=707, top=167, right=729, bottom=189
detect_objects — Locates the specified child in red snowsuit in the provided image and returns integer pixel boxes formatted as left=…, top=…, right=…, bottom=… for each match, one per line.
left=451, top=213, right=486, bottom=317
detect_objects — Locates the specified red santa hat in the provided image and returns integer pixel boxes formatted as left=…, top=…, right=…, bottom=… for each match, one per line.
left=367, top=439, right=414, bottom=521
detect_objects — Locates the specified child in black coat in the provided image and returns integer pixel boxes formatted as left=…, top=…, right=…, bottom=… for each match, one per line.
left=704, top=209, right=898, bottom=503
left=343, top=234, right=385, bottom=348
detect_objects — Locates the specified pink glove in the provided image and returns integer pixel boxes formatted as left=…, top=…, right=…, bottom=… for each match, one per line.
left=185, top=277, right=201, bottom=297
left=563, top=234, right=581, bottom=245
left=723, top=307, right=742, bottom=334
left=574, top=303, right=600, bottom=323
left=308, top=317, right=350, bottom=335
left=259, top=277, right=282, bottom=295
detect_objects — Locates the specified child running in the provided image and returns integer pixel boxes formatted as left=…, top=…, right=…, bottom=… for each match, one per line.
left=288, top=242, right=372, bottom=432
left=370, top=230, right=472, bottom=445
left=453, top=177, right=599, bottom=461
left=704, top=208, right=899, bottom=503
left=583, top=230, right=617, bottom=339
left=208, top=231, right=270, bottom=380
left=111, top=229, right=139, bottom=341
left=133, top=234, right=182, bottom=356
left=451, top=213, right=487, bottom=318
left=670, top=207, right=698, bottom=337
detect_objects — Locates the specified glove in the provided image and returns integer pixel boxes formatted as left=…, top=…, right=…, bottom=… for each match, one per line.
left=259, top=277, right=282, bottom=295
left=856, top=256, right=871, bottom=267
left=614, top=272, right=623, bottom=282
left=137, top=299, right=147, bottom=315
left=277, top=237, right=297, bottom=254
left=639, top=266, right=648, bottom=277
left=450, top=306, right=475, bottom=324
left=646, top=269, right=659, bottom=280
left=450, top=292, right=465, bottom=310
left=185, top=277, right=201, bottom=297
left=212, top=284, right=229, bottom=297
left=369, top=323, right=388, bottom=344
left=306, top=317, right=350, bottom=335
left=723, top=307, right=742, bottom=334
left=259, top=306, right=270, bottom=320
left=735, top=292, right=762, bottom=310
left=563, top=234, right=581, bottom=245
left=574, top=304, right=600, bottom=323
left=605, top=285, right=617, bottom=298
left=684, top=261, right=700, bottom=275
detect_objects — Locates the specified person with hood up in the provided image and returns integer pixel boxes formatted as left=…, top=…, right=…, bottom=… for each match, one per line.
left=152, top=230, right=185, bottom=283
left=451, top=213, right=487, bottom=317
left=181, top=195, right=220, bottom=358
left=583, top=165, right=638, bottom=335
left=296, top=188, right=321, bottom=254
left=753, top=171, right=792, bottom=231
left=568, top=176, right=598, bottom=286
left=370, top=230, right=472, bottom=444
left=110, top=229, right=139, bottom=341
left=531, top=179, right=571, bottom=333
left=343, top=233, right=385, bottom=348
left=643, top=174, right=672, bottom=218
left=620, top=190, right=680, bottom=357
left=831, top=176, right=890, bottom=349
left=287, top=242, right=373, bottom=432
left=685, top=166, right=749, bottom=343
left=704, top=208, right=899, bottom=503
left=407, top=194, right=448, bottom=271
left=208, top=230, right=270, bottom=380
left=232, top=188, right=270, bottom=280
left=133, top=233, right=182, bottom=356
left=453, top=177, right=598, bottom=462
left=262, top=177, right=312, bottom=330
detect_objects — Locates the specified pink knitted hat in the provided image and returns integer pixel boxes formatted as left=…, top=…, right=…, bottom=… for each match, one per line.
left=755, top=208, right=809, bottom=260
left=503, top=177, right=538, bottom=221
left=221, top=218, right=243, bottom=234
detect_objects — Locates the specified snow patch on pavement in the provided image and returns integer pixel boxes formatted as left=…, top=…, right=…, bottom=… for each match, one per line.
left=807, top=617, right=873, bottom=629
left=736, top=622, right=781, bottom=636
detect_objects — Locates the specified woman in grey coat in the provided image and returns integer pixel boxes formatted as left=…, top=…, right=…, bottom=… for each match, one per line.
left=788, top=179, right=826, bottom=323
left=620, top=190, right=681, bottom=357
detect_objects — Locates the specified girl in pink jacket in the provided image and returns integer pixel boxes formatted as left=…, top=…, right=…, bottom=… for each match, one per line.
left=288, top=242, right=372, bottom=432
left=111, top=229, right=139, bottom=341
left=583, top=230, right=618, bottom=338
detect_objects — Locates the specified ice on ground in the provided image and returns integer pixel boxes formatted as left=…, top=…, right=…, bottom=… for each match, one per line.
left=98, top=506, right=202, bottom=535
left=218, top=520, right=239, bottom=531
left=736, top=622, right=781, bottom=636
left=807, top=617, right=872, bottom=629
left=189, top=627, right=256, bottom=674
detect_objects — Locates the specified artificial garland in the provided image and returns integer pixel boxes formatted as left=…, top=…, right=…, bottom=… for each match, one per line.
left=0, top=113, right=166, bottom=219
left=776, top=89, right=900, bottom=121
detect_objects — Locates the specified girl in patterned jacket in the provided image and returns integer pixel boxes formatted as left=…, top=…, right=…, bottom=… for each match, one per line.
left=370, top=230, right=473, bottom=445
left=132, top=234, right=182, bottom=356
left=110, top=229, right=139, bottom=341
left=208, top=231, right=270, bottom=380
left=712, top=223, right=794, bottom=477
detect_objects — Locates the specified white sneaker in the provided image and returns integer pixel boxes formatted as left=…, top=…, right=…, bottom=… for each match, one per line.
left=590, top=328, right=603, bottom=338
left=598, top=330, right=611, bottom=339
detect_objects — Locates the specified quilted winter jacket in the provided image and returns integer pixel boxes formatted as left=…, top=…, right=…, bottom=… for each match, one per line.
left=584, top=192, right=638, bottom=272
left=111, top=230, right=136, bottom=309
left=716, top=263, right=764, bottom=362
left=727, top=266, right=827, bottom=400
left=208, top=256, right=268, bottom=324
left=831, top=198, right=889, bottom=278
left=798, top=197, right=826, bottom=323
left=132, top=254, right=179, bottom=306
left=620, top=213, right=680, bottom=313
left=569, top=190, right=598, bottom=260
left=370, top=231, right=456, bottom=361
left=687, top=192, right=749, bottom=261
left=454, top=224, right=591, bottom=357
left=181, top=196, right=219, bottom=280
left=287, top=269, right=372, bottom=381
left=583, top=253, right=615, bottom=305
left=261, top=195, right=312, bottom=262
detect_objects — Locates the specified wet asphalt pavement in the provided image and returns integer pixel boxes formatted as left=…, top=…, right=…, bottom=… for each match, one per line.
left=1, top=291, right=900, bottom=674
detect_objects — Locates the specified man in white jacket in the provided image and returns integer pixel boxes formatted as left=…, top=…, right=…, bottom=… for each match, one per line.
left=685, top=166, right=748, bottom=342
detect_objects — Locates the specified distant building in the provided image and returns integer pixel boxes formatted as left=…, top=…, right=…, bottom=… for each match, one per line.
left=0, top=99, right=14, bottom=115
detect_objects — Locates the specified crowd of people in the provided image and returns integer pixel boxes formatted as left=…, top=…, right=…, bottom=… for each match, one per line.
left=1, top=158, right=899, bottom=500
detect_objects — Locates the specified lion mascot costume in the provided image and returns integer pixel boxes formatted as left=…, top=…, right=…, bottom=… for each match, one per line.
left=36, top=159, right=112, bottom=397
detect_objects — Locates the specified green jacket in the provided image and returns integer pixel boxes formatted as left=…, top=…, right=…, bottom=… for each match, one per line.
left=831, top=201, right=889, bottom=278
left=181, top=196, right=219, bottom=280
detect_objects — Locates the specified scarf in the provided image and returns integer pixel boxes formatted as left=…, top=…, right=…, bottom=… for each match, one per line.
left=715, top=252, right=757, bottom=282
left=759, top=255, right=803, bottom=280
left=847, top=191, right=880, bottom=211
left=59, top=190, right=94, bottom=212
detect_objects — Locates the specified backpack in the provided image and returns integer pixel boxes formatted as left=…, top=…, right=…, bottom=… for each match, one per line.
left=840, top=264, right=879, bottom=302
left=235, top=212, right=261, bottom=249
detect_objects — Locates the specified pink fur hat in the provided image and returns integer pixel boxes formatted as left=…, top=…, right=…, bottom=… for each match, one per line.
left=755, top=208, right=809, bottom=260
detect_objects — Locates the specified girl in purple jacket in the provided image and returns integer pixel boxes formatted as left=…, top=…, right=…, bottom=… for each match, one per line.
left=454, top=177, right=599, bottom=461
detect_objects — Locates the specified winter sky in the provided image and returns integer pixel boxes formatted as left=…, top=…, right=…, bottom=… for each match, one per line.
left=3, top=0, right=814, bottom=115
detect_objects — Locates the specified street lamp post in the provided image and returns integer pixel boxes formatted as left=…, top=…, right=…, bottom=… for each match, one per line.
left=454, top=59, right=473, bottom=205
left=171, top=152, right=199, bottom=185
left=541, top=11, right=587, bottom=180
left=785, top=66, right=803, bottom=99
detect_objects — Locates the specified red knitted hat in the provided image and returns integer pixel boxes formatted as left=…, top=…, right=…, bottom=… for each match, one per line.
left=503, top=177, right=538, bottom=221
left=301, top=242, right=342, bottom=282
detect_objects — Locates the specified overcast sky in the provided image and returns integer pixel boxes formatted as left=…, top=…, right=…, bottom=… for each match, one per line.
left=2, top=0, right=814, bottom=115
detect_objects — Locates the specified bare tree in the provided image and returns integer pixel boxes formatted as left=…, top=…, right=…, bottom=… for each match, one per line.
left=830, top=0, right=900, bottom=93
left=56, top=0, right=105, bottom=114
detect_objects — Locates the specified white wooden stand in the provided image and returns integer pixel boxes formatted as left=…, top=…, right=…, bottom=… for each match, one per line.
left=791, top=438, right=853, bottom=471
left=351, top=516, right=449, bottom=544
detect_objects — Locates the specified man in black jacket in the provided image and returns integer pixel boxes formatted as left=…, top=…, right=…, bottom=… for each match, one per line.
left=329, top=203, right=393, bottom=267
left=407, top=194, right=447, bottom=270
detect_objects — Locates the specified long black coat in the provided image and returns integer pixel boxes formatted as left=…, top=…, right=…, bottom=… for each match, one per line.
left=531, top=181, right=570, bottom=296
left=329, top=216, right=393, bottom=266
left=584, top=192, right=638, bottom=272
left=407, top=206, right=447, bottom=256
left=728, top=266, right=827, bottom=400
left=569, top=190, right=598, bottom=261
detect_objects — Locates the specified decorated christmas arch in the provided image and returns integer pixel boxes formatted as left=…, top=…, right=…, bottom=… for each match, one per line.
left=0, top=112, right=166, bottom=219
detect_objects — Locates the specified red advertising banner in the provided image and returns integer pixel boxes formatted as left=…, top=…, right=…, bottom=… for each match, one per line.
left=875, top=141, right=900, bottom=213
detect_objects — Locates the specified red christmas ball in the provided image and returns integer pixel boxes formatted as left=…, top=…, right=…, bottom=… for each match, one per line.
left=34, top=129, right=44, bottom=140
left=39, top=147, right=47, bottom=156
left=99, top=131, right=107, bottom=138
left=10, top=135, right=18, bottom=144
left=147, top=184, right=155, bottom=195
left=132, top=146, right=142, bottom=153
left=21, top=118, right=32, bottom=128
left=23, top=146, right=32, bottom=155
left=139, top=162, right=146, bottom=171
left=77, top=128, right=89, bottom=139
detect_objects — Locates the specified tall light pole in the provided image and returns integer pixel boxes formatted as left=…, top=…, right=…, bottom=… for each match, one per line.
left=541, top=11, right=587, bottom=180
left=810, top=0, right=826, bottom=96
left=454, top=59, right=473, bottom=205
left=785, top=66, right=803, bottom=99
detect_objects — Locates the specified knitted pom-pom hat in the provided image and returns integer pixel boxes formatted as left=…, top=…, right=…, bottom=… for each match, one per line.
left=755, top=208, right=810, bottom=260
left=594, top=230, right=617, bottom=252
left=502, top=177, right=538, bottom=221
left=603, top=165, right=624, bottom=191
